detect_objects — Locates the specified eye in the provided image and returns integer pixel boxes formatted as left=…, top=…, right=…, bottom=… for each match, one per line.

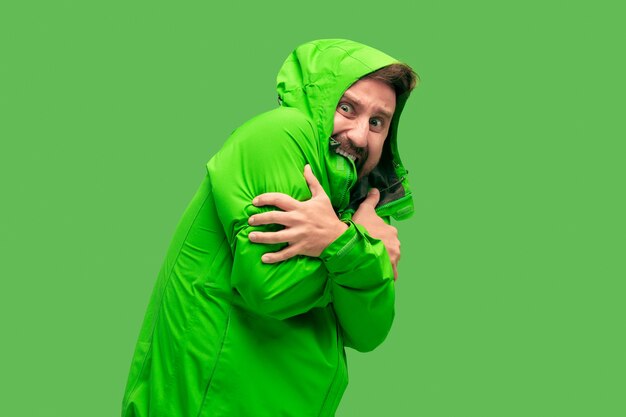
left=370, top=118, right=384, bottom=128
left=338, top=103, right=353, bottom=113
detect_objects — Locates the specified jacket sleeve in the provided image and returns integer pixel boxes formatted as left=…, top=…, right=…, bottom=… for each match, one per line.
left=320, top=221, right=395, bottom=352
left=208, top=109, right=395, bottom=350
left=208, top=110, right=331, bottom=320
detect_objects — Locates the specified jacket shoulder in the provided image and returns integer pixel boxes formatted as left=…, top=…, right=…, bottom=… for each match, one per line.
left=231, top=107, right=318, bottom=147
left=207, top=107, right=320, bottom=175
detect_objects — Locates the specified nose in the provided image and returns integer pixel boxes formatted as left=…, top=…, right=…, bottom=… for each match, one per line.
left=346, top=117, right=369, bottom=148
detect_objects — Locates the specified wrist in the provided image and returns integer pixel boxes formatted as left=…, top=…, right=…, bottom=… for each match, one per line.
left=335, top=219, right=349, bottom=238
left=324, top=220, right=349, bottom=252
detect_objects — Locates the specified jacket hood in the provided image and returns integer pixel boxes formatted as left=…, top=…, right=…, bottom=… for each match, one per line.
left=276, top=39, right=418, bottom=220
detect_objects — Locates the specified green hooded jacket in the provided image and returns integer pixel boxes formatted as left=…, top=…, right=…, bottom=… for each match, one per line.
left=122, top=39, right=417, bottom=417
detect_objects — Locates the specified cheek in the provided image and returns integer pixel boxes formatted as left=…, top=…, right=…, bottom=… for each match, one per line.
left=370, top=136, right=386, bottom=157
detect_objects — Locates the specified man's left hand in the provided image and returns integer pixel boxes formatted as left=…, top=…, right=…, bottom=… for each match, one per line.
left=248, top=164, right=348, bottom=263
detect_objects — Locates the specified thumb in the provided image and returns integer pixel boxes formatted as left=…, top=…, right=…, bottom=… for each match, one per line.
left=359, top=188, right=380, bottom=210
left=303, top=164, right=323, bottom=197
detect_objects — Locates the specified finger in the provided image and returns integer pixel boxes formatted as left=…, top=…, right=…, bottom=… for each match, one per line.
left=358, top=188, right=380, bottom=210
left=392, top=263, right=398, bottom=281
left=248, top=230, right=293, bottom=245
left=261, top=244, right=301, bottom=264
left=253, top=192, right=300, bottom=211
left=303, top=164, right=324, bottom=198
left=249, top=210, right=294, bottom=227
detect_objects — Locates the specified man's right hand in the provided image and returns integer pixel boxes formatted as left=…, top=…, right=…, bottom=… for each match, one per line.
left=247, top=164, right=348, bottom=263
left=352, top=188, right=401, bottom=281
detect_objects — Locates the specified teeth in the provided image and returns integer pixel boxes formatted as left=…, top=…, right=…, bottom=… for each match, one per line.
left=335, top=148, right=356, bottom=161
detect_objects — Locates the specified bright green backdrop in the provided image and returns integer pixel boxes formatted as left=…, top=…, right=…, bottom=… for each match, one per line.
left=1, top=1, right=624, bottom=416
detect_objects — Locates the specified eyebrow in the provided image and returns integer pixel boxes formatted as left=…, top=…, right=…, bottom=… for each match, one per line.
left=341, top=92, right=394, bottom=121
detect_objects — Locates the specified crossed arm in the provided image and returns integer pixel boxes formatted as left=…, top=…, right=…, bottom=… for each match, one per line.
left=248, top=164, right=401, bottom=281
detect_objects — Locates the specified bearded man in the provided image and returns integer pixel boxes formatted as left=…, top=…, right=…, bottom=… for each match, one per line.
left=122, top=38, right=418, bottom=417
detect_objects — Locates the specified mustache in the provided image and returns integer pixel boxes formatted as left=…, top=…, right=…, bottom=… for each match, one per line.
left=330, top=134, right=368, bottom=162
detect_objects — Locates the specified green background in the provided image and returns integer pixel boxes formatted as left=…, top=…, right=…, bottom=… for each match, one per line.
left=1, top=1, right=624, bottom=416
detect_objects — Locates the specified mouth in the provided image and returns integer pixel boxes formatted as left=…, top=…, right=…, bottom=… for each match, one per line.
left=335, top=147, right=357, bottom=162
left=330, top=135, right=365, bottom=166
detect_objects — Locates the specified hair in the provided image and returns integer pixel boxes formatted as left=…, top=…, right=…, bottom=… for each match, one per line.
left=361, top=63, right=418, bottom=97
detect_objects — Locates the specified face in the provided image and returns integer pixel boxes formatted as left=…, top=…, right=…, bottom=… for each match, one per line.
left=332, top=77, right=396, bottom=180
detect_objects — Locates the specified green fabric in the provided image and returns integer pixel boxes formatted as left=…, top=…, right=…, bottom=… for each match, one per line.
left=122, top=39, right=417, bottom=417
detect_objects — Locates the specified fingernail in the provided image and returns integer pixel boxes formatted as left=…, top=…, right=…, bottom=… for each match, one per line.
left=249, top=232, right=256, bottom=241
left=252, top=197, right=259, bottom=205
left=261, top=254, right=270, bottom=262
left=248, top=216, right=255, bottom=225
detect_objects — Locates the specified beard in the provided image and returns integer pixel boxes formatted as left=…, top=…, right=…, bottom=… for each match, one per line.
left=330, top=133, right=368, bottom=173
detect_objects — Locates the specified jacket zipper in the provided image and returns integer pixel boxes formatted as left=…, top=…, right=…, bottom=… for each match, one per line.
left=336, top=154, right=355, bottom=210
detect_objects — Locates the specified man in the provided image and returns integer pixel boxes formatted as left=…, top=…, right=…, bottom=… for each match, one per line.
left=122, top=39, right=418, bottom=416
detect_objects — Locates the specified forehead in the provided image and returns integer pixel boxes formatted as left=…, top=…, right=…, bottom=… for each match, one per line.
left=340, top=78, right=396, bottom=117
